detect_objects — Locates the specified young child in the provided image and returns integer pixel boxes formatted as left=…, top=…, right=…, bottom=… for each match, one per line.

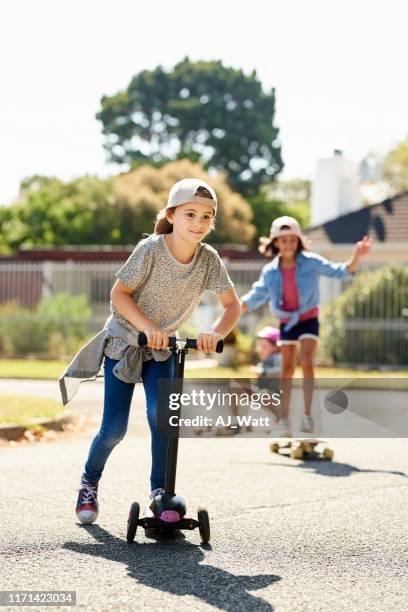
left=241, top=215, right=372, bottom=436
left=254, top=326, right=281, bottom=377
left=59, top=178, right=241, bottom=524
left=253, top=326, right=282, bottom=425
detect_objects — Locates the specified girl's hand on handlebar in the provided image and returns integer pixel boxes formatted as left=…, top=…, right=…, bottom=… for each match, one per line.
left=143, top=326, right=169, bottom=350
left=197, top=331, right=223, bottom=353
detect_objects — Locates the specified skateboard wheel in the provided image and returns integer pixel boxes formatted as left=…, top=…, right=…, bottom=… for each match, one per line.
left=323, top=448, right=334, bottom=460
left=270, top=443, right=280, bottom=453
left=291, top=447, right=304, bottom=460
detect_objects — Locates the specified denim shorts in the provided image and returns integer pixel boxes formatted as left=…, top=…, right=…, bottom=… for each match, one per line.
left=279, top=317, right=319, bottom=343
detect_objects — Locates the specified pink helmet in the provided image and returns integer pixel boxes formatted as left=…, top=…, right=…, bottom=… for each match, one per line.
left=257, top=326, right=280, bottom=344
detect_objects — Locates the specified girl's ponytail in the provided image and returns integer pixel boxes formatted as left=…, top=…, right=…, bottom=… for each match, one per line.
left=154, top=208, right=174, bottom=234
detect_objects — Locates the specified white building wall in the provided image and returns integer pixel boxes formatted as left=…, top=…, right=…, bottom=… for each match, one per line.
left=311, top=152, right=362, bottom=226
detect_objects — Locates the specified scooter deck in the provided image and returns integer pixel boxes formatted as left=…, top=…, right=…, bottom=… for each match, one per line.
left=270, top=438, right=334, bottom=460
left=139, top=516, right=200, bottom=532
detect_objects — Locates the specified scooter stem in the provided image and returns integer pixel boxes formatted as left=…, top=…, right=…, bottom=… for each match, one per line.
left=164, top=346, right=187, bottom=495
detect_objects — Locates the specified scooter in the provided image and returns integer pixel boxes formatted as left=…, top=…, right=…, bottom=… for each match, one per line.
left=126, top=333, right=223, bottom=544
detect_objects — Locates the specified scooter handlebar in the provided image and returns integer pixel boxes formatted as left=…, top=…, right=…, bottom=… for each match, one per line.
left=138, top=332, right=224, bottom=354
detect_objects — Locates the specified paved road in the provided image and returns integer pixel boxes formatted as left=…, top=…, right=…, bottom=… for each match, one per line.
left=0, top=379, right=407, bottom=611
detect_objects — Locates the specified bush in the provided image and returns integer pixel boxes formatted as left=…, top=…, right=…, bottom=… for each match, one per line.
left=320, top=266, right=408, bottom=366
left=113, top=159, right=256, bottom=245
left=0, top=293, right=91, bottom=358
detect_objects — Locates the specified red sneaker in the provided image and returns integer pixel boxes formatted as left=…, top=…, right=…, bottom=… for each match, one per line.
left=76, top=476, right=99, bottom=524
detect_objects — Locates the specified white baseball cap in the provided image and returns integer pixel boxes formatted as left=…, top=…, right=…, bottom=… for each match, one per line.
left=166, top=178, right=217, bottom=213
left=269, top=216, right=303, bottom=240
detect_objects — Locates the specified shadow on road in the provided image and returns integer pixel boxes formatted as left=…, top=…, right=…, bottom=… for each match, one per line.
left=63, top=525, right=281, bottom=611
left=247, top=460, right=408, bottom=478
left=288, top=461, right=408, bottom=478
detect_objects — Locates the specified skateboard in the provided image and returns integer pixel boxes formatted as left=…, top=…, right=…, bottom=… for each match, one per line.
left=270, top=438, right=334, bottom=460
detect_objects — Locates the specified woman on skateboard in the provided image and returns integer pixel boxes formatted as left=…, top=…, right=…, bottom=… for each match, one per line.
left=241, top=215, right=372, bottom=436
left=60, top=178, right=241, bottom=524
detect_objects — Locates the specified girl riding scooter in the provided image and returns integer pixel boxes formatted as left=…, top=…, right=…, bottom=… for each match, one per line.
left=59, top=178, right=241, bottom=524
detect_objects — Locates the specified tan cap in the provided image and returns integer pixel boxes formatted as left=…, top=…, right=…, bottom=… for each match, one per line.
left=166, top=178, right=217, bottom=213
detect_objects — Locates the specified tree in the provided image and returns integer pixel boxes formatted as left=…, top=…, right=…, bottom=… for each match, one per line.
left=113, top=159, right=256, bottom=245
left=96, top=58, right=283, bottom=196
left=247, top=178, right=311, bottom=247
left=382, top=134, right=408, bottom=193
left=0, top=175, right=119, bottom=251
left=246, top=195, right=288, bottom=243
left=265, top=178, right=311, bottom=207
left=0, top=161, right=255, bottom=252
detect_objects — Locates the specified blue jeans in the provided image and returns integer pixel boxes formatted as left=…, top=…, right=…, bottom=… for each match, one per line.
left=84, top=354, right=174, bottom=491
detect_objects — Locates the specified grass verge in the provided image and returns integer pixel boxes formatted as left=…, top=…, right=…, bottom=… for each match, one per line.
left=0, top=359, right=406, bottom=382
left=0, top=394, right=63, bottom=426
left=0, top=359, right=68, bottom=380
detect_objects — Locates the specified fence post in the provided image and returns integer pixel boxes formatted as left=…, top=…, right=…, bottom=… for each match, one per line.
left=42, top=261, right=54, bottom=298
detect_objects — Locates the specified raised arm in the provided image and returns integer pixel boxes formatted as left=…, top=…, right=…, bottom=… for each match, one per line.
left=347, top=236, right=373, bottom=273
left=315, top=236, right=373, bottom=279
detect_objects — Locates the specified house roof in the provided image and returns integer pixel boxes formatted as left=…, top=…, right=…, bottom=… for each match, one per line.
left=305, top=192, right=408, bottom=244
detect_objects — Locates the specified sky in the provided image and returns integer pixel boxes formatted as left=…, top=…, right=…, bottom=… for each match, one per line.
left=1, top=0, right=407, bottom=205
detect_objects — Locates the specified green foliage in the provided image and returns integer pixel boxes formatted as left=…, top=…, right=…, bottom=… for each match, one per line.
left=287, top=201, right=310, bottom=228
left=247, top=195, right=287, bottom=244
left=216, top=329, right=254, bottom=368
left=235, top=330, right=256, bottom=366
left=37, top=292, right=91, bottom=339
left=113, top=159, right=256, bottom=245
left=320, top=266, right=408, bottom=365
left=0, top=293, right=91, bottom=357
left=382, top=134, right=408, bottom=193
left=0, top=175, right=120, bottom=251
left=0, top=160, right=256, bottom=251
left=247, top=192, right=310, bottom=248
left=265, top=178, right=311, bottom=204
left=96, top=58, right=283, bottom=195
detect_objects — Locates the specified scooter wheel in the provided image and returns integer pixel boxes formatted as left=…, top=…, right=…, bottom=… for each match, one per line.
left=197, top=507, right=210, bottom=544
left=126, top=502, right=140, bottom=543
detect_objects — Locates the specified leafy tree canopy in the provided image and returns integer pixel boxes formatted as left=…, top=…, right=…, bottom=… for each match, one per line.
left=96, top=58, right=283, bottom=196
left=0, top=160, right=255, bottom=253
left=113, top=159, right=256, bottom=245
left=247, top=177, right=311, bottom=248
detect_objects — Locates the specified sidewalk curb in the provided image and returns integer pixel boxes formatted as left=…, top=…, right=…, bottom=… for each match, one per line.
left=0, top=411, right=74, bottom=441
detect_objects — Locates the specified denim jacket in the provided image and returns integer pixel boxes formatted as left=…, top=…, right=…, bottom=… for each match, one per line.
left=241, top=251, right=353, bottom=331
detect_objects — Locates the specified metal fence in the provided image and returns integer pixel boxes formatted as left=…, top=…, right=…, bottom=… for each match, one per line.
left=0, top=259, right=407, bottom=365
